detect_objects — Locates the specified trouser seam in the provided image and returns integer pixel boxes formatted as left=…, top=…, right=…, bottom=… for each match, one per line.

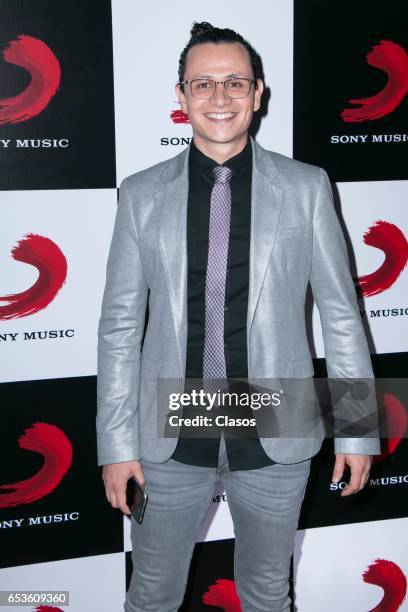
left=177, top=484, right=218, bottom=605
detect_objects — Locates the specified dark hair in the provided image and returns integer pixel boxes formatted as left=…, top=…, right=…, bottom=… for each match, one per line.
left=178, top=21, right=262, bottom=89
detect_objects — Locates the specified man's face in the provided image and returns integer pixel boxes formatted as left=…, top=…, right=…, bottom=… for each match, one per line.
left=175, top=42, right=263, bottom=153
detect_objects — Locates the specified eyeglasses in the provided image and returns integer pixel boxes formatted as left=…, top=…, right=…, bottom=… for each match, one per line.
left=179, top=77, right=256, bottom=99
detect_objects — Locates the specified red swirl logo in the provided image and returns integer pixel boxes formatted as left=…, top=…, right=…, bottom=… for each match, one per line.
left=342, top=40, right=408, bottom=123
left=364, top=559, right=407, bottom=612
left=373, top=393, right=408, bottom=464
left=354, top=221, right=408, bottom=298
left=170, top=109, right=190, bottom=124
left=0, top=422, right=72, bottom=508
left=0, top=34, right=61, bottom=125
left=0, top=233, right=67, bottom=320
left=203, top=578, right=240, bottom=611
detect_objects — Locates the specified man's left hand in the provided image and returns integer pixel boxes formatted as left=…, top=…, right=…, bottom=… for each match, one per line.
left=331, top=454, right=373, bottom=496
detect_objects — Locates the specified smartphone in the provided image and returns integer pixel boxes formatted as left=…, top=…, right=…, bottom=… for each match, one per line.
left=126, top=475, right=148, bottom=523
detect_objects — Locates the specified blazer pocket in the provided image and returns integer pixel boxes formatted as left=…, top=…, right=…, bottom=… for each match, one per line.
left=275, top=225, right=306, bottom=242
left=288, top=357, right=315, bottom=378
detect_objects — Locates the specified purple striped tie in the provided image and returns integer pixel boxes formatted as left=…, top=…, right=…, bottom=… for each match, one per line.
left=203, top=165, right=233, bottom=392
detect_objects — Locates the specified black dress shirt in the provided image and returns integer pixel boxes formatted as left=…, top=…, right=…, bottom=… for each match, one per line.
left=170, top=137, right=275, bottom=470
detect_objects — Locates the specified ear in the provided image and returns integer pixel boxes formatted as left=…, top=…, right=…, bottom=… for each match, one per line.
left=253, top=78, right=264, bottom=112
left=175, top=83, right=188, bottom=114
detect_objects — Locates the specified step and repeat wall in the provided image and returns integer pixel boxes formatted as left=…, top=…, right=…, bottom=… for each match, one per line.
left=1, top=1, right=407, bottom=610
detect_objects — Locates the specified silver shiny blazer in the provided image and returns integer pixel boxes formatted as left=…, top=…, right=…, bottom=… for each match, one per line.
left=96, top=136, right=380, bottom=466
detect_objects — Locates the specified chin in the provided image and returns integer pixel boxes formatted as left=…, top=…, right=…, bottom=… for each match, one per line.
left=200, top=129, right=247, bottom=144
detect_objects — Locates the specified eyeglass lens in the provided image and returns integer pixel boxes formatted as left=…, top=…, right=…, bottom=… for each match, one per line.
left=190, top=78, right=252, bottom=98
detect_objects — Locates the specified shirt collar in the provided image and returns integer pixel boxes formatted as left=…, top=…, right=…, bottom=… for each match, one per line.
left=189, top=136, right=252, bottom=178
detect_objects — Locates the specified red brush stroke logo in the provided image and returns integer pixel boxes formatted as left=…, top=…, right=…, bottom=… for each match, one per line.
left=202, top=578, right=241, bottom=611
left=0, top=233, right=67, bottom=320
left=341, top=40, right=408, bottom=123
left=354, top=221, right=408, bottom=297
left=0, top=422, right=72, bottom=508
left=364, top=559, right=407, bottom=612
left=34, top=607, right=63, bottom=612
left=373, top=393, right=408, bottom=464
left=170, top=109, right=190, bottom=124
left=0, top=34, right=61, bottom=125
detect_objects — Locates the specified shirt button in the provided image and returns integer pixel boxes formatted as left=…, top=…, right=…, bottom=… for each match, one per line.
left=224, top=306, right=228, bottom=312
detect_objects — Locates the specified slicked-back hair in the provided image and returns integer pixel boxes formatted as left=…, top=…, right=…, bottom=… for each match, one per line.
left=178, top=21, right=262, bottom=90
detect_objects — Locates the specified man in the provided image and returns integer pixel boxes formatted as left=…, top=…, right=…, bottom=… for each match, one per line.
left=96, top=22, right=380, bottom=612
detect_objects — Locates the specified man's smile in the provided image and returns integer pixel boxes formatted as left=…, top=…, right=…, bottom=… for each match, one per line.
left=204, top=112, right=238, bottom=122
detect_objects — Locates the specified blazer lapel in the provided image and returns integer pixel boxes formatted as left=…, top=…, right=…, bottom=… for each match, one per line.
left=247, top=137, right=284, bottom=335
left=157, top=148, right=189, bottom=374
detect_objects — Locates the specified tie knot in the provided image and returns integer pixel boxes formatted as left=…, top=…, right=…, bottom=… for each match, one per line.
left=213, top=165, right=233, bottom=184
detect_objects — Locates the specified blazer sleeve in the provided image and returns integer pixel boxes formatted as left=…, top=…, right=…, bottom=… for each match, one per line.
left=96, top=177, right=149, bottom=466
left=309, top=169, right=381, bottom=456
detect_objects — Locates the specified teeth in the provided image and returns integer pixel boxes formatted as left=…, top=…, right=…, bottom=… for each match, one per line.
left=206, top=113, right=235, bottom=119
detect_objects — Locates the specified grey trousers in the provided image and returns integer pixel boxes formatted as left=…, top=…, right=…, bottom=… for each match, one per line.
left=124, top=435, right=311, bottom=612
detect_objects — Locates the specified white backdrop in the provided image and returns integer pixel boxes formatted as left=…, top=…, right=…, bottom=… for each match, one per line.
left=1, top=189, right=117, bottom=382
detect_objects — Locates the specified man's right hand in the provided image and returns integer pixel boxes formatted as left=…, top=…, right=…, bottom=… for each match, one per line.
left=102, top=460, right=145, bottom=516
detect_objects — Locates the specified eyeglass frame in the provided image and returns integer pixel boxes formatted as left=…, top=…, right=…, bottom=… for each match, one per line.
left=178, top=77, right=257, bottom=99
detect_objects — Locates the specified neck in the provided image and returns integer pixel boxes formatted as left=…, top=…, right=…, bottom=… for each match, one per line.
left=192, top=133, right=249, bottom=164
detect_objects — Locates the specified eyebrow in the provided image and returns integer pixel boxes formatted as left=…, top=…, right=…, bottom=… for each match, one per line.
left=191, top=73, right=249, bottom=79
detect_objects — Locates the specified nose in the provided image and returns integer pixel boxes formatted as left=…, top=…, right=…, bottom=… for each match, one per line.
left=210, top=82, right=231, bottom=107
